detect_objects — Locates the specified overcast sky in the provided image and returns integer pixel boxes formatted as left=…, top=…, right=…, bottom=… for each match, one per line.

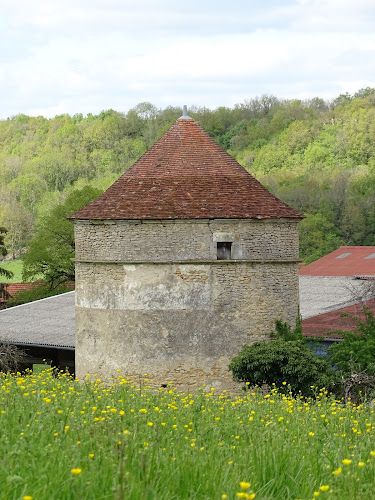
left=1, top=0, right=375, bottom=118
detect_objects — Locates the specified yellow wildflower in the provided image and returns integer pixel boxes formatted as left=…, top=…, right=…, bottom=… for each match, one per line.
left=71, top=468, right=82, bottom=475
left=342, top=459, right=352, bottom=465
left=239, top=482, right=251, bottom=490
left=332, top=467, right=342, bottom=475
left=320, top=485, right=329, bottom=492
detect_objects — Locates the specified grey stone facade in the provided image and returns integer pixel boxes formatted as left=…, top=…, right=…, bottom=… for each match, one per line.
left=74, top=219, right=300, bottom=389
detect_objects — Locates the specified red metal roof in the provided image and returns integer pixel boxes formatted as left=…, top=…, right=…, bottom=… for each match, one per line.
left=299, top=246, right=375, bottom=277
left=0, top=281, right=75, bottom=303
left=302, top=299, right=375, bottom=338
left=70, top=117, right=302, bottom=221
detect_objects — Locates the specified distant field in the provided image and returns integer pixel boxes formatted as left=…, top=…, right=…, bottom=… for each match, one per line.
left=0, top=259, right=24, bottom=283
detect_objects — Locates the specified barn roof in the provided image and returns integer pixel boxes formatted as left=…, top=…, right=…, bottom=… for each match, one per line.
left=299, top=246, right=375, bottom=277
left=70, top=116, right=302, bottom=221
left=0, top=292, right=75, bottom=348
left=0, top=282, right=35, bottom=304
left=302, top=298, right=375, bottom=339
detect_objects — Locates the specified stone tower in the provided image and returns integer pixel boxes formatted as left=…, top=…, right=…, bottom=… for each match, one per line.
left=70, top=112, right=303, bottom=389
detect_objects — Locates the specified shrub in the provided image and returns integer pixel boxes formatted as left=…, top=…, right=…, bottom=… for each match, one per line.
left=229, top=321, right=337, bottom=396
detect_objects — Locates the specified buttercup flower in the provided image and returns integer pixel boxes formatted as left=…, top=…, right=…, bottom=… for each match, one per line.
left=239, top=482, right=251, bottom=490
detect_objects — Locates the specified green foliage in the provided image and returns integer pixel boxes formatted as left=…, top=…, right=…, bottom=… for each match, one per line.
left=328, top=309, right=375, bottom=376
left=298, top=212, right=344, bottom=264
left=0, top=227, right=13, bottom=300
left=22, top=186, right=102, bottom=288
left=229, top=338, right=336, bottom=397
left=270, top=316, right=304, bottom=342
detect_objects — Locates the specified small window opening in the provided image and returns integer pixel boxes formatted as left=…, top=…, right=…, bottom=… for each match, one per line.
left=217, top=242, right=232, bottom=260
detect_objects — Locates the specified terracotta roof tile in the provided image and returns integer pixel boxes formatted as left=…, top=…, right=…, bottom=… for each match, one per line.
left=70, top=118, right=302, bottom=220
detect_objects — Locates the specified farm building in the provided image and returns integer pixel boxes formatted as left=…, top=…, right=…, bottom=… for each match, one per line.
left=69, top=109, right=303, bottom=389
left=300, top=246, right=375, bottom=347
left=0, top=291, right=75, bottom=372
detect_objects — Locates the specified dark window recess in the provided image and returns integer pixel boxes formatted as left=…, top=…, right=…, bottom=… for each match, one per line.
left=217, top=242, right=232, bottom=260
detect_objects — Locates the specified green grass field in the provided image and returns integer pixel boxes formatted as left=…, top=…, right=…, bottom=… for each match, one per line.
left=0, top=259, right=24, bottom=283
left=1, top=370, right=375, bottom=500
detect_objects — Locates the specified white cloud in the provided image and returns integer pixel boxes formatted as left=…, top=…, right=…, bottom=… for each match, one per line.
left=0, top=0, right=375, bottom=117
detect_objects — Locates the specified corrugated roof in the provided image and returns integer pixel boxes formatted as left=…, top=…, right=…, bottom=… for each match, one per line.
left=0, top=292, right=75, bottom=348
left=302, top=298, right=375, bottom=338
left=299, top=246, right=375, bottom=277
left=70, top=117, right=302, bottom=221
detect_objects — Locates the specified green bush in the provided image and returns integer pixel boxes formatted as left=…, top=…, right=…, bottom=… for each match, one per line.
left=229, top=323, right=337, bottom=396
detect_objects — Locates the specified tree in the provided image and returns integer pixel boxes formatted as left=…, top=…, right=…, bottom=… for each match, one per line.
left=22, top=186, right=102, bottom=288
left=1, top=201, right=34, bottom=258
left=298, top=212, right=344, bottom=264
left=229, top=320, right=336, bottom=396
left=0, top=227, right=13, bottom=300
left=328, top=309, right=375, bottom=376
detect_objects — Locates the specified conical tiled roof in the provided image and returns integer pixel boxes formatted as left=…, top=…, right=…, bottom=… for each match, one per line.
left=70, top=117, right=302, bottom=220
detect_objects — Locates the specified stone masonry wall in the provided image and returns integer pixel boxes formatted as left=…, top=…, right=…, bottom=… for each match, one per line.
left=74, top=219, right=299, bottom=262
left=74, top=219, right=300, bottom=389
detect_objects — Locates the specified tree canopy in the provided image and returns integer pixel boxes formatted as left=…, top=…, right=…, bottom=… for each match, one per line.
left=0, top=227, right=13, bottom=299
left=22, top=186, right=102, bottom=288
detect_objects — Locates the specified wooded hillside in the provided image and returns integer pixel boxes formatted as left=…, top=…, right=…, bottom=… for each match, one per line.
left=1, top=90, right=375, bottom=266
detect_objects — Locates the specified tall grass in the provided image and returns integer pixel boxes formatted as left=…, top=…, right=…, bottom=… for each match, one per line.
left=1, top=370, right=375, bottom=499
